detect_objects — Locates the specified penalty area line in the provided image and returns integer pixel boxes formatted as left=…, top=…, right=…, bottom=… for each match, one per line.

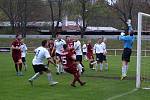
left=106, top=88, right=138, bottom=100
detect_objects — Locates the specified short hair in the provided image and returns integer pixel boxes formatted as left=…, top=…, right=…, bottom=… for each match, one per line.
left=42, top=40, right=47, bottom=47
left=50, top=38, right=53, bottom=40
left=56, top=33, right=61, bottom=37
left=16, top=34, right=20, bottom=38
left=66, top=36, right=70, bottom=39
left=63, top=44, right=67, bottom=50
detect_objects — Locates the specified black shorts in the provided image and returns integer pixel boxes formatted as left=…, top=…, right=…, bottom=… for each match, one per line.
left=103, top=55, right=107, bottom=61
left=83, top=52, right=86, bottom=55
left=22, top=57, right=26, bottom=62
left=122, top=48, right=132, bottom=62
left=96, top=53, right=104, bottom=63
left=32, top=64, right=48, bottom=73
left=76, top=55, right=82, bottom=62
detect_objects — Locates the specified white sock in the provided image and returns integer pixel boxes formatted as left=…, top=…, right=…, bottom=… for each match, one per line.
left=105, top=63, right=108, bottom=70
left=125, top=65, right=128, bottom=75
left=122, top=66, right=126, bottom=77
left=77, top=64, right=83, bottom=75
left=85, top=56, right=88, bottom=60
left=47, top=73, right=53, bottom=83
left=56, top=64, right=60, bottom=73
left=91, top=61, right=97, bottom=65
left=95, top=63, right=98, bottom=71
left=100, top=63, right=103, bottom=71
left=29, top=72, right=40, bottom=81
left=60, top=64, right=64, bottom=73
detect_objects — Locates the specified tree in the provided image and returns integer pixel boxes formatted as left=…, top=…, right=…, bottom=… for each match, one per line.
left=107, top=0, right=134, bottom=29
left=0, top=0, right=28, bottom=37
left=79, top=0, right=88, bottom=38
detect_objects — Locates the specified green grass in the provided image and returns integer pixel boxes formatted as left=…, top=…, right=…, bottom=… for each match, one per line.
left=0, top=53, right=150, bottom=100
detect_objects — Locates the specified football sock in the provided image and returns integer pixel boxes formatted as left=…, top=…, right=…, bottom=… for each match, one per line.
left=47, top=73, right=53, bottom=83
left=122, top=66, right=126, bottom=77
left=95, top=63, right=98, bottom=71
left=89, top=61, right=93, bottom=68
left=100, top=63, right=103, bottom=71
left=105, top=63, right=108, bottom=70
left=29, top=72, right=40, bottom=81
left=56, top=64, right=60, bottom=73
left=125, top=65, right=128, bottom=75
left=60, top=64, right=64, bottom=73
left=15, top=64, right=18, bottom=72
left=19, top=64, right=22, bottom=72
left=77, top=64, right=83, bottom=75
left=91, top=61, right=97, bottom=65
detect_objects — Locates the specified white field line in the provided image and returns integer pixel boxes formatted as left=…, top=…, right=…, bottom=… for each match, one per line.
left=106, top=88, right=138, bottom=100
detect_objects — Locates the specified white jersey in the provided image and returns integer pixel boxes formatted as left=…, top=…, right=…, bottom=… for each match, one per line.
left=20, top=43, right=27, bottom=57
left=101, top=42, right=107, bottom=53
left=54, top=39, right=66, bottom=54
left=74, top=40, right=82, bottom=55
left=93, top=43, right=105, bottom=54
left=32, top=46, right=51, bottom=65
left=82, top=44, right=87, bottom=53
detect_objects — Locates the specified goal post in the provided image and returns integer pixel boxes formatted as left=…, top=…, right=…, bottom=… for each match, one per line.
left=136, top=12, right=150, bottom=89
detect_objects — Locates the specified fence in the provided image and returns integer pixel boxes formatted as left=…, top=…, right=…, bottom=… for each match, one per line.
left=1, top=47, right=150, bottom=57
left=107, top=49, right=150, bottom=57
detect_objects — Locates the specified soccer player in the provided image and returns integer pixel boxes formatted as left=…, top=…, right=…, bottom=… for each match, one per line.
left=61, top=44, right=86, bottom=87
left=20, top=38, right=28, bottom=71
left=119, top=30, right=135, bottom=80
left=11, top=34, right=23, bottom=76
left=73, top=36, right=84, bottom=75
left=86, top=39, right=95, bottom=69
left=48, top=38, right=55, bottom=61
left=51, top=34, right=66, bottom=75
left=66, top=36, right=74, bottom=49
left=82, top=41, right=87, bottom=60
left=28, top=40, right=58, bottom=86
left=101, top=38, right=108, bottom=71
left=93, top=37, right=105, bottom=71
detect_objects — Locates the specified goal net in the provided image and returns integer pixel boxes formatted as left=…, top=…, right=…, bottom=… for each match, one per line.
left=136, top=12, right=150, bottom=89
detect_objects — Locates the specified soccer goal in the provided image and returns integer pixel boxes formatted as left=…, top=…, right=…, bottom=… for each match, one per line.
left=136, top=12, right=150, bottom=89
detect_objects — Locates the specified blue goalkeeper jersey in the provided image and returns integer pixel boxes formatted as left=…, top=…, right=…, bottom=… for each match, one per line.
left=119, top=35, right=135, bottom=49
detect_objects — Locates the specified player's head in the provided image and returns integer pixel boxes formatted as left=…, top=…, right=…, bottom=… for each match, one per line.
left=63, top=44, right=68, bottom=50
left=42, top=40, right=48, bottom=47
left=16, top=34, right=22, bottom=40
left=103, top=38, right=107, bottom=43
left=49, top=38, right=53, bottom=43
left=130, top=31, right=134, bottom=36
left=97, top=37, right=103, bottom=43
left=73, top=35, right=79, bottom=41
left=87, top=39, right=91, bottom=44
left=56, top=33, right=61, bottom=40
left=66, top=36, right=70, bottom=41
left=20, top=38, right=24, bottom=44
left=82, top=40, right=85, bottom=44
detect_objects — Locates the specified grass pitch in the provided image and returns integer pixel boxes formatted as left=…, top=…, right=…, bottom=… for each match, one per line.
left=0, top=53, right=150, bottom=100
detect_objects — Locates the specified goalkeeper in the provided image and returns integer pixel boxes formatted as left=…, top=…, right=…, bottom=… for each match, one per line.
left=119, top=20, right=135, bottom=80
